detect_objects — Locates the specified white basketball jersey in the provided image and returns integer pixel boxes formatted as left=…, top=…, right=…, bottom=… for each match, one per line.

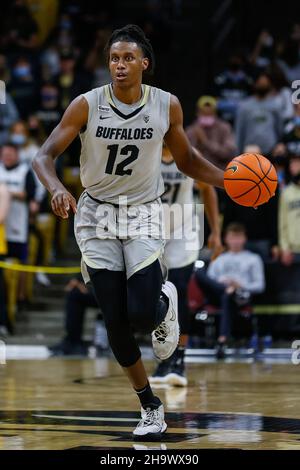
left=161, top=159, right=200, bottom=268
left=80, top=84, right=170, bottom=205
left=0, top=163, right=29, bottom=243
left=161, top=159, right=196, bottom=234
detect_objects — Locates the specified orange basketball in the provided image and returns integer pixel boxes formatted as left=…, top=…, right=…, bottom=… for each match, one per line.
left=224, top=153, right=278, bottom=207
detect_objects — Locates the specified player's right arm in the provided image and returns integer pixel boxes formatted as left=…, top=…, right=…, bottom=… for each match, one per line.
left=32, top=96, right=88, bottom=218
left=164, top=95, right=224, bottom=189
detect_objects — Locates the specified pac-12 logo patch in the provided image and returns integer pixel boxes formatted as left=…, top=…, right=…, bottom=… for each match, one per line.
left=143, top=114, right=150, bottom=123
left=98, top=105, right=110, bottom=113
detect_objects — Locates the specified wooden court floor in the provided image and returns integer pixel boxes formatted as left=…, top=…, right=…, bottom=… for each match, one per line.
left=1, top=358, right=300, bottom=450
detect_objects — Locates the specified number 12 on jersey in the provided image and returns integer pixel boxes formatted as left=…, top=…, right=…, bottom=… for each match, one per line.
left=105, top=144, right=139, bottom=176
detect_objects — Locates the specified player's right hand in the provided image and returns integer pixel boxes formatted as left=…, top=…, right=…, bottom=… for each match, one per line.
left=51, top=188, right=77, bottom=219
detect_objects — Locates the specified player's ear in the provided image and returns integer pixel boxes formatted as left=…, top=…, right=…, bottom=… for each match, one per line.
left=142, top=57, right=149, bottom=71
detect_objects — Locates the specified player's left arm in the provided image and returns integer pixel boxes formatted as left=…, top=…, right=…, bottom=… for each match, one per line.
left=197, top=181, right=223, bottom=259
left=164, top=95, right=224, bottom=189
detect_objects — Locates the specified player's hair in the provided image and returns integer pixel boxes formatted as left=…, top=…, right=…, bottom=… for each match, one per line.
left=225, top=222, right=247, bottom=236
left=105, top=24, right=155, bottom=74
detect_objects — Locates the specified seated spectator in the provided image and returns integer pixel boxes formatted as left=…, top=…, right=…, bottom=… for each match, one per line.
left=214, top=53, right=253, bottom=125
left=186, top=96, right=237, bottom=169
left=0, top=183, right=10, bottom=336
left=49, top=276, right=108, bottom=356
left=279, top=155, right=300, bottom=266
left=235, top=72, right=283, bottom=155
left=195, top=223, right=265, bottom=358
left=222, top=188, right=279, bottom=262
left=0, top=143, right=36, bottom=309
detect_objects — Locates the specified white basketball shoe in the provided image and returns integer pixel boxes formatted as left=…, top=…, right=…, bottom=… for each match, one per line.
left=133, top=404, right=167, bottom=440
left=151, top=281, right=179, bottom=361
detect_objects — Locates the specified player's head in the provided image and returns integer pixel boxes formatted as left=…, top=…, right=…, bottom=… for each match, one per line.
left=105, top=24, right=155, bottom=87
left=253, top=73, right=273, bottom=98
left=196, top=96, right=217, bottom=122
left=1, top=143, right=19, bottom=168
left=224, top=223, right=247, bottom=252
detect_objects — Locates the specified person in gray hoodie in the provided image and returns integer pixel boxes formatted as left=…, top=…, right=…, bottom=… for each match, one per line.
left=235, top=73, right=283, bottom=155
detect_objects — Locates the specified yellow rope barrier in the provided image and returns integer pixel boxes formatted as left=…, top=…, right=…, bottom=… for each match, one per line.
left=0, top=260, right=81, bottom=274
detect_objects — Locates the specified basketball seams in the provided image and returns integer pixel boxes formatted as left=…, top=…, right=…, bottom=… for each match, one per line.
left=231, top=180, right=259, bottom=200
left=231, top=157, right=272, bottom=196
left=254, top=154, right=277, bottom=182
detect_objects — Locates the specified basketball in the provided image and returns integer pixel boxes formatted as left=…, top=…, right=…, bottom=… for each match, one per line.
left=224, top=153, right=278, bottom=207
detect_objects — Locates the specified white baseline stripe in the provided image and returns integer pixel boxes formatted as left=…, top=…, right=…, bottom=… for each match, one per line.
left=32, top=414, right=140, bottom=423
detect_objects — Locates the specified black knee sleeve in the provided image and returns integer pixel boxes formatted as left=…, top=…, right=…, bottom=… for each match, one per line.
left=127, top=259, right=165, bottom=334
left=87, top=267, right=141, bottom=368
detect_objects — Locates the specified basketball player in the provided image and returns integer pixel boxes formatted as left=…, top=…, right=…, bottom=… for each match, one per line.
left=150, top=143, right=223, bottom=386
left=33, top=25, right=224, bottom=440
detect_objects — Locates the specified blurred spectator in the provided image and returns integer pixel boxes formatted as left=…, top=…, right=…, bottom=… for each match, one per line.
left=84, top=28, right=111, bottom=88
left=186, top=96, right=237, bottom=169
left=267, top=64, right=294, bottom=123
left=0, top=183, right=10, bottom=336
left=0, top=0, right=39, bottom=55
left=235, top=73, right=283, bottom=155
left=49, top=276, right=108, bottom=356
left=27, top=114, right=46, bottom=146
left=222, top=189, right=279, bottom=261
left=277, top=37, right=300, bottom=85
left=279, top=155, right=300, bottom=266
left=0, top=143, right=36, bottom=306
left=214, top=54, right=253, bottom=125
left=8, top=120, right=50, bottom=285
left=55, top=52, right=92, bottom=111
left=275, top=104, right=300, bottom=158
left=272, top=104, right=300, bottom=188
left=0, top=93, right=20, bottom=146
left=249, top=30, right=275, bottom=70
left=40, top=40, right=61, bottom=82
left=0, top=53, right=20, bottom=144
left=8, top=56, right=38, bottom=119
left=195, top=223, right=265, bottom=358
left=9, top=120, right=46, bottom=204
left=36, top=83, right=62, bottom=136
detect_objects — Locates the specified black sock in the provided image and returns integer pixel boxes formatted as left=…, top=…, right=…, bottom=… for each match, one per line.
left=135, top=382, right=161, bottom=409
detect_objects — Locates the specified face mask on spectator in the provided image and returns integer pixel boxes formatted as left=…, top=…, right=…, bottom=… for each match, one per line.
left=42, top=93, right=58, bottom=103
left=10, top=133, right=26, bottom=146
left=198, top=116, right=216, bottom=127
left=13, top=65, right=31, bottom=78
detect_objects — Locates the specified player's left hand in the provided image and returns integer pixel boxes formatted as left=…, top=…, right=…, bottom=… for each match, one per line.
left=208, top=232, right=224, bottom=260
